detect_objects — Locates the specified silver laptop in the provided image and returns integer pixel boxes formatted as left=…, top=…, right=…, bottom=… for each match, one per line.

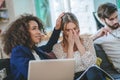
left=28, top=59, right=75, bottom=80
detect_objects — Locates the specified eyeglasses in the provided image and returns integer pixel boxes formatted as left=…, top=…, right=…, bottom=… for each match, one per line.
left=109, top=32, right=120, bottom=39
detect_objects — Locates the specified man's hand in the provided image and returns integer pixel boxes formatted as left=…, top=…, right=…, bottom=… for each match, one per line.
left=92, top=27, right=109, bottom=40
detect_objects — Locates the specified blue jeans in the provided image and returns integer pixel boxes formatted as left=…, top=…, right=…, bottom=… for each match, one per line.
left=74, top=66, right=106, bottom=80
left=86, top=66, right=106, bottom=80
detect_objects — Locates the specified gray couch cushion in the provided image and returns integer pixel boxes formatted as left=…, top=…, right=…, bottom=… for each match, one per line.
left=0, top=58, right=12, bottom=80
left=0, top=68, right=7, bottom=79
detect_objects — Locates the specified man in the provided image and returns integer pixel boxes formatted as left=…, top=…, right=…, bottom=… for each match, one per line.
left=93, top=2, right=120, bottom=73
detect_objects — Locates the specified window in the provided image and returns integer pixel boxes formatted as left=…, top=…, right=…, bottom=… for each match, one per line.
left=34, top=0, right=51, bottom=29
left=49, top=0, right=97, bottom=34
left=0, top=0, right=9, bottom=23
left=116, top=0, right=120, bottom=22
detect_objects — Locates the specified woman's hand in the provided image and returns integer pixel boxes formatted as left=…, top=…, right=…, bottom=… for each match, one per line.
left=73, top=29, right=85, bottom=56
left=55, top=12, right=64, bottom=30
left=73, top=29, right=80, bottom=45
left=67, top=30, right=74, bottom=58
left=67, top=30, right=74, bottom=47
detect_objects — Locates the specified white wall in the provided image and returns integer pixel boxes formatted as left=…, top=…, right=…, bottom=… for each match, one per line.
left=0, top=0, right=36, bottom=33
left=49, top=0, right=97, bottom=34
left=0, top=0, right=36, bottom=58
left=13, top=0, right=36, bottom=18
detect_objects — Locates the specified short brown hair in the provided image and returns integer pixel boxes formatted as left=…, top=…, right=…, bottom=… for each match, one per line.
left=97, top=3, right=117, bottom=19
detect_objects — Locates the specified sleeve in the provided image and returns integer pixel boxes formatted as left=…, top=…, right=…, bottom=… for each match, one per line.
left=52, top=44, right=66, bottom=59
left=80, top=51, right=96, bottom=69
left=39, top=29, right=61, bottom=52
left=80, top=36, right=97, bottom=68
left=10, top=46, right=31, bottom=79
left=93, top=37, right=105, bottom=44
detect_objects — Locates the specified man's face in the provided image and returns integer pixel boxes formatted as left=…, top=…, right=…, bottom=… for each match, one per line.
left=104, top=11, right=119, bottom=30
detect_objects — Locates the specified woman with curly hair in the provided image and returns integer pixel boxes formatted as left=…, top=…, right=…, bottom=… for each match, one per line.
left=2, top=13, right=64, bottom=80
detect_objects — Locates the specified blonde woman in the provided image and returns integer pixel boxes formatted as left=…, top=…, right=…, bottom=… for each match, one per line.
left=53, top=12, right=107, bottom=80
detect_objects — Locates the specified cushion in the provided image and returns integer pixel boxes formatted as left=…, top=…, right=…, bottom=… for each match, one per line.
left=0, top=68, right=7, bottom=79
left=0, top=58, right=10, bottom=75
left=96, top=57, right=102, bottom=66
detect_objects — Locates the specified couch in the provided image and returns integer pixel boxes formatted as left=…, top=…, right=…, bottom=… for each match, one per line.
left=1, top=45, right=120, bottom=80
left=0, top=52, right=56, bottom=80
left=94, top=44, right=120, bottom=80
left=0, top=58, right=11, bottom=80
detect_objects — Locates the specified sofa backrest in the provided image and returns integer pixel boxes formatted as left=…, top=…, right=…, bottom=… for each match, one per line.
left=94, top=44, right=120, bottom=79
left=0, top=58, right=10, bottom=75
left=94, top=44, right=115, bottom=72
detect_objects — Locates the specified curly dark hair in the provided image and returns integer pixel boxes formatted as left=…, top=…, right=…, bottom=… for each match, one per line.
left=2, top=14, right=45, bottom=55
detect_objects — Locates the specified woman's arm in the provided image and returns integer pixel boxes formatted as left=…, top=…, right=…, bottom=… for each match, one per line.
left=74, top=36, right=97, bottom=72
left=40, top=29, right=61, bottom=52
left=80, top=36, right=97, bottom=67
left=73, top=30, right=85, bottom=56
left=10, top=46, right=33, bottom=79
left=67, top=30, right=74, bottom=58
left=40, top=13, right=64, bottom=52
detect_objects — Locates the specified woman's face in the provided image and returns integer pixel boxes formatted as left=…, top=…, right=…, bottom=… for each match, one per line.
left=63, top=22, right=79, bottom=37
left=28, top=20, right=43, bottom=44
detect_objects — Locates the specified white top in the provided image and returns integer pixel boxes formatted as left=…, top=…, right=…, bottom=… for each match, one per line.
left=94, top=27, right=120, bottom=73
left=52, top=35, right=97, bottom=73
left=32, top=50, right=41, bottom=60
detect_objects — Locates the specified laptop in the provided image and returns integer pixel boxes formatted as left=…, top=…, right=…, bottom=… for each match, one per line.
left=28, top=59, right=75, bottom=80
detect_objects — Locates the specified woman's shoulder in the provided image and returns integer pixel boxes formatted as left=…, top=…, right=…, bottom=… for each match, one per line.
left=80, top=34, right=94, bottom=46
left=13, top=45, right=28, bottom=49
left=11, top=45, right=31, bottom=57
left=80, top=34, right=93, bottom=40
left=53, top=42, right=61, bottom=47
left=12, top=45, right=30, bottom=52
left=53, top=42, right=62, bottom=51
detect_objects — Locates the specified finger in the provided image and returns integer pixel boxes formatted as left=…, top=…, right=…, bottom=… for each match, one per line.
left=72, top=29, right=76, bottom=35
left=73, top=29, right=79, bottom=37
left=102, top=29, right=108, bottom=36
left=58, top=12, right=65, bottom=18
left=68, top=30, right=73, bottom=38
left=69, top=30, right=73, bottom=35
left=57, top=12, right=64, bottom=20
left=77, top=29, right=80, bottom=35
left=57, top=13, right=65, bottom=22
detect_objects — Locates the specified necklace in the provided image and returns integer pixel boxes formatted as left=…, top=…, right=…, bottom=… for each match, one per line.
left=109, top=29, right=120, bottom=39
